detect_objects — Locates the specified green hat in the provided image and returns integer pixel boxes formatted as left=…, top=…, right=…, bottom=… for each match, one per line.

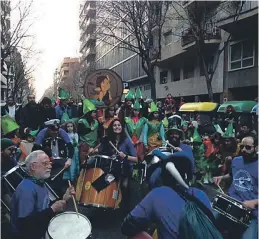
left=51, top=97, right=56, bottom=103
left=135, top=87, right=143, bottom=99
left=223, top=122, right=235, bottom=138
left=1, top=116, right=19, bottom=135
left=181, top=120, right=188, bottom=128
left=125, top=89, right=135, bottom=100
left=193, top=127, right=202, bottom=143
left=133, top=101, right=141, bottom=110
left=61, top=112, right=70, bottom=123
left=58, top=88, right=70, bottom=100
left=150, top=102, right=158, bottom=113
left=1, top=138, right=15, bottom=151
left=167, top=115, right=184, bottom=139
left=28, top=129, right=39, bottom=137
left=83, top=99, right=96, bottom=114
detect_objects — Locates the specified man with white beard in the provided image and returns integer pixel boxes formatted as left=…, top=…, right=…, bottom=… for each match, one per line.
left=10, top=150, right=75, bottom=239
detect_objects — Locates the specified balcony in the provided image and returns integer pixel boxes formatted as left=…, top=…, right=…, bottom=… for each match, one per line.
left=84, top=47, right=96, bottom=58
left=217, top=1, right=258, bottom=33
left=86, top=18, right=96, bottom=32
left=181, top=25, right=221, bottom=48
left=85, top=32, right=96, bottom=44
left=85, top=2, right=96, bottom=17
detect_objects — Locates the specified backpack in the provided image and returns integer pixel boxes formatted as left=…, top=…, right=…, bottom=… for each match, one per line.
left=177, top=188, right=223, bottom=239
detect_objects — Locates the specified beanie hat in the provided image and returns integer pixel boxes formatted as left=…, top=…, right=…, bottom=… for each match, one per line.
left=1, top=138, right=15, bottom=151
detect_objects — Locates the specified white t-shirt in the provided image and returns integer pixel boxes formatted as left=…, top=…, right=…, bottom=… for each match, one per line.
left=8, top=105, right=16, bottom=118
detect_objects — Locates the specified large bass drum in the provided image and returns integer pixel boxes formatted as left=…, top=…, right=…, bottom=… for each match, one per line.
left=76, top=155, right=122, bottom=209
left=45, top=212, right=92, bottom=239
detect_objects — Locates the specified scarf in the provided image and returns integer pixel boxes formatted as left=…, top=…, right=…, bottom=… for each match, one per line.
left=26, top=176, right=45, bottom=187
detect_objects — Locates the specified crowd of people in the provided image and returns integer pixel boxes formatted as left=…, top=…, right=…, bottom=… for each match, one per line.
left=1, top=87, right=258, bottom=239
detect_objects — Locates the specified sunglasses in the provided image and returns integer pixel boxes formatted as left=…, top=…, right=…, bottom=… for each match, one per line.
left=240, top=145, right=253, bottom=150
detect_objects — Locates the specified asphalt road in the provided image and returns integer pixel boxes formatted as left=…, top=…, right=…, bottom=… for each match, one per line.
left=1, top=180, right=218, bottom=239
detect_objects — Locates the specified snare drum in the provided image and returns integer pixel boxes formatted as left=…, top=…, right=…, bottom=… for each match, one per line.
left=46, top=212, right=92, bottom=239
left=76, top=155, right=121, bottom=209
left=212, top=194, right=252, bottom=227
left=2, top=165, right=59, bottom=202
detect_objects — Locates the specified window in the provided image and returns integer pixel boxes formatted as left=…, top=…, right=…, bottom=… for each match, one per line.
left=63, top=70, right=69, bottom=76
left=164, top=31, right=172, bottom=45
left=183, top=63, right=194, bottom=79
left=144, top=85, right=151, bottom=91
left=160, top=71, right=168, bottom=84
left=229, top=40, right=254, bottom=71
left=171, top=68, right=180, bottom=82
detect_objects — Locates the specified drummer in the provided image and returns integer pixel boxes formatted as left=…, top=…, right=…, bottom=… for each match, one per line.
left=97, top=119, right=137, bottom=212
left=32, top=119, right=74, bottom=197
left=148, top=122, right=194, bottom=189
left=213, top=136, right=258, bottom=238
left=10, top=150, right=75, bottom=239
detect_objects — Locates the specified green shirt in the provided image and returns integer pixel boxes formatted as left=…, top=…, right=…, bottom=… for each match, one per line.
left=125, top=117, right=147, bottom=139
left=78, top=118, right=99, bottom=147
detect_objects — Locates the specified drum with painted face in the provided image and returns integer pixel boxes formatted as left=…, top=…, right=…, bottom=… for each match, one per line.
left=46, top=212, right=92, bottom=239
left=76, top=155, right=121, bottom=209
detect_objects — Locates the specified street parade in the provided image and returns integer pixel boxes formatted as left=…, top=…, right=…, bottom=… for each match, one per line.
left=1, top=68, right=258, bottom=239
left=1, top=0, right=258, bottom=238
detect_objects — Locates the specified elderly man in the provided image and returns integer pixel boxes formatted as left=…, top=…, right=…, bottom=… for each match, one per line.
left=10, top=150, right=75, bottom=239
left=213, top=136, right=258, bottom=239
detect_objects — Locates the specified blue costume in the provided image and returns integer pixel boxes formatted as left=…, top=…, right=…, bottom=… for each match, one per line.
left=215, top=156, right=258, bottom=239
left=10, top=179, right=55, bottom=239
left=149, top=145, right=194, bottom=189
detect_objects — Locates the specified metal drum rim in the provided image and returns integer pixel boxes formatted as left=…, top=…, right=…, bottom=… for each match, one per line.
left=47, top=211, right=92, bottom=238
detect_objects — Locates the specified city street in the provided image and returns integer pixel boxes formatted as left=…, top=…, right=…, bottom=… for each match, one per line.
left=1, top=179, right=217, bottom=239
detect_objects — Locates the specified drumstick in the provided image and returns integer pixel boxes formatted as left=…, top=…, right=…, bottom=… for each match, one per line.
left=109, top=141, right=120, bottom=154
left=217, top=184, right=225, bottom=194
left=51, top=167, right=67, bottom=181
left=164, top=140, right=177, bottom=151
left=68, top=180, right=79, bottom=218
left=82, top=143, right=101, bottom=165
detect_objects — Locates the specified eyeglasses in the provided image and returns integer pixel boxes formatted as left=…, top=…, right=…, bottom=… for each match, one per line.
left=240, top=145, right=253, bottom=150
left=32, top=161, right=52, bottom=167
left=7, top=147, right=17, bottom=152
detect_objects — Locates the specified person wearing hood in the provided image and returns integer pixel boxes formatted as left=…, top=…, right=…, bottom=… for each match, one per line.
left=143, top=102, right=166, bottom=154
left=122, top=151, right=215, bottom=239
left=78, top=99, right=99, bottom=164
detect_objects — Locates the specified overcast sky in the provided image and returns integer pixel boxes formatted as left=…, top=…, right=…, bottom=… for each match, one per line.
left=11, top=0, right=81, bottom=101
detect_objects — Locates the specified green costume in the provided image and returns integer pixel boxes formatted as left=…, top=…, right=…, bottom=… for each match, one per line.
left=125, top=101, right=147, bottom=143
left=143, top=102, right=165, bottom=151
left=78, top=118, right=98, bottom=147
left=78, top=99, right=98, bottom=147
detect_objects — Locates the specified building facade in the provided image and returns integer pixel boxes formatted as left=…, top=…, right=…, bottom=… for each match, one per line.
left=79, top=1, right=258, bottom=102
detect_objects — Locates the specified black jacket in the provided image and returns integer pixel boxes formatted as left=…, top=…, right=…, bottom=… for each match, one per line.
left=20, top=103, right=41, bottom=130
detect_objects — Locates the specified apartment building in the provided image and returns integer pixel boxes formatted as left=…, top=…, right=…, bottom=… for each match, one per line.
left=54, top=57, right=80, bottom=100
left=1, top=0, right=12, bottom=103
left=217, top=0, right=258, bottom=101
left=79, top=0, right=97, bottom=78
left=79, top=1, right=258, bottom=102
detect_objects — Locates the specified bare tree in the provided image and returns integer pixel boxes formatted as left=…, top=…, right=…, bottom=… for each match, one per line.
left=1, top=0, right=40, bottom=102
left=96, top=1, right=171, bottom=99
left=170, top=1, right=245, bottom=101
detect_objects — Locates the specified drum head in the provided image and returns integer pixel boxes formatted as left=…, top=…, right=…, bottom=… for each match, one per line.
left=48, top=212, right=91, bottom=239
